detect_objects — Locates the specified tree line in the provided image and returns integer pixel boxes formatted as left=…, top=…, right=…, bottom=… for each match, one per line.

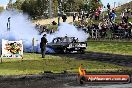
left=12, top=0, right=102, bottom=19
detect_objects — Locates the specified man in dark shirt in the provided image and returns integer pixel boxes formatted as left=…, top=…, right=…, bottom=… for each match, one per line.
left=40, top=34, right=48, bottom=58
left=62, top=14, right=67, bottom=22
left=107, top=3, right=110, bottom=10
left=73, top=13, right=76, bottom=22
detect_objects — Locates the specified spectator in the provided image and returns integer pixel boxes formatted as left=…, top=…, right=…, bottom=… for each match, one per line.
left=52, top=21, right=57, bottom=25
left=95, top=11, right=99, bottom=20
left=112, top=8, right=115, bottom=13
left=111, top=12, right=116, bottom=22
left=62, top=13, right=67, bottom=22
left=128, top=22, right=132, bottom=38
left=86, top=13, right=89, bottom=18
left=81, top=13, right=85, bottom=21
left=124, top=23, right=129, bottom=38
left=73, top=13, right=76, bottom=22
left=122, top=16, right=128, bottom=23
left=78, top=13, right=81, bottom=21
left=107, top=3, right=110, bottom=10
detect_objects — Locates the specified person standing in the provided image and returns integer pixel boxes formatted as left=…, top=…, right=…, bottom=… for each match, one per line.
left=7, top=17, right=11, bottom=31
left=95, top=11, right=99, bottom=20
left=40, top=34, right=48, bottom=58
left=107, top=3, right=110, bottom=10
left=73, top=13, right=76, bottom=22
left=62, top=13, right=67, bottom=22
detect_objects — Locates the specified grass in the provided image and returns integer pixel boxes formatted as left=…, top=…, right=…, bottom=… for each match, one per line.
left=0, top=41, right=132, bottom=75
left=115, top=18, right=132, bottom=23
left=0, top=53, right=131, bottom=75
left=47, top=24, right=58, bottom=30
left=88, top=41, right=132, bottom=55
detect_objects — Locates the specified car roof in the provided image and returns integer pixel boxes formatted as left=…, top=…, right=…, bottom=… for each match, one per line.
left=54, top=37, right=75, bottom=39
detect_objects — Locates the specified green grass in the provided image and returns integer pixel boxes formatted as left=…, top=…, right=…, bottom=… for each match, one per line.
left=88, top=41, right=132, bottom=55
left=0, top=41, right=132, bottom=75
left=0, top=53, right=131, bottom=75
left=115, top=18, right=132, bottom=23
left=0, top=53, right=129, bottom=75
left=47, top=24, right=58, bottom=30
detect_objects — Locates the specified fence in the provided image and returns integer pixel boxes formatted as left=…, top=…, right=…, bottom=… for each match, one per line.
left=89, top=29, right=132, bottom=40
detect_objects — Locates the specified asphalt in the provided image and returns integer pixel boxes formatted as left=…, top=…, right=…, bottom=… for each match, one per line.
left=0, top=73, right=132, bottom=88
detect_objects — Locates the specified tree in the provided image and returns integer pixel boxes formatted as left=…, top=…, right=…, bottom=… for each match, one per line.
left=52, top=0, right=58, bottom=17
left=13, top=0, right=24, bottom=10
left=62, top=0, right=84, bottom=12
left=61, top=0, right=102, bottom=13
left=0, top=6, right=4, bottom=12
left=21, top=0, right=48, bottom=19
left=82, top=0, right=103, bottom=13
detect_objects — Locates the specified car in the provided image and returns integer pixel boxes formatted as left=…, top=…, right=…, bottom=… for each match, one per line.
left=46, top=36, right=87, bottom=53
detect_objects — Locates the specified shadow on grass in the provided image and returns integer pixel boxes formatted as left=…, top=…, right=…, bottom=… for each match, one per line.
left=52, top=51, right=132, bottom=67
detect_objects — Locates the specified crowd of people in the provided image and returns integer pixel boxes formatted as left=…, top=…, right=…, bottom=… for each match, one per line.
left=35, top=3, right=132, bottom=39
left=38, top=3, right=132, bottom=58
left=35, top=24, right=55, bottom=35
left=84, top=21, right=132, bottom=39
left=72, top=3, right=132, bottom=39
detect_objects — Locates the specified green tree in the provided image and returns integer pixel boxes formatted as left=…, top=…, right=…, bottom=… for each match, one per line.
left=0, top=6, right=4, bottom=12
left=13, top=0, right=24, bottom=10
left=83, top=0, right=103, bottom=13
left=21, top=0, right=48, bottom=19
left=61, top=0, right=102, bottom=13
left=52, top=0, right=58, bottom=17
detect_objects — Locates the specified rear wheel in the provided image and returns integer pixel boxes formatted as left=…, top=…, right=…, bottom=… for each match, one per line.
left=79, top=50, right=85, bottom=54
left=63, top=48, right=67, bottom=53
left=63, top=47, right=68, bottom=53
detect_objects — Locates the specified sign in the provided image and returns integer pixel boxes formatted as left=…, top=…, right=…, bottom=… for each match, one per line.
left=78, top=65, right=131, bottom=84
left=84, top=74, right=130, bottom=83
left=1, top=39, right=23, bottom=58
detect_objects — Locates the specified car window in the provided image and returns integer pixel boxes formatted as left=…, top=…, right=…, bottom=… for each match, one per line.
left=62, top=37, right=73, bottom=42
left=53, top=39, right=57, bottom=43
left=53, top=38, right=62, bottom=43
left=52, top=37, right=74, bottom=43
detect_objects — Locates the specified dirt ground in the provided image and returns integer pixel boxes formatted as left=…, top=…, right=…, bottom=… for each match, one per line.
left=33, top=16, right=73, bottom=25
left=53, top=52, right=132, bottom=67
left=0, top=73, right=131, bottom=88
left=0, top=74, right=75, bottom=88
left=0, top=52, right=132, bottom=88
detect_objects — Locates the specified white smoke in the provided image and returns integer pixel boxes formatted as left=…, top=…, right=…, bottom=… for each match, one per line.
left=0, top=10, right=88, bottom=53
left=47, top=22, right=89, bottom=43
left=0, top=10, right=41, bottom=52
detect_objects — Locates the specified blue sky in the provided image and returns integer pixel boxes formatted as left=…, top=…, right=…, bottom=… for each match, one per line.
left=0, top=0, right=15, bottom=5
left=0, top=0, right=132, bottom=7
left=101, top=0, right=132, bottom=7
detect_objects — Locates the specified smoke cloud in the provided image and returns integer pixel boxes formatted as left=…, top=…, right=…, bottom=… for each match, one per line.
left=47, top=23, right=89, bottom=43
left=0, top=10, right=41, bottom=52
left=0, top=10, right=88, bottom=53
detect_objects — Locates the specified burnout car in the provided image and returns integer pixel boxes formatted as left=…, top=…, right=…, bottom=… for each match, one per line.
left=47, top=36, right=87, bottom=53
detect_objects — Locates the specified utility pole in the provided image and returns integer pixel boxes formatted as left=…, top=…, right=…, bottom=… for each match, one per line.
left=49, top=0, right=52, bottom=19
left=114, top=2, right=116, bottom=8
left=58, top=0, right=63, bottom=26
left=7, top=17, right=11, bottom=31
left=49, top=0, right=52, bottom=24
